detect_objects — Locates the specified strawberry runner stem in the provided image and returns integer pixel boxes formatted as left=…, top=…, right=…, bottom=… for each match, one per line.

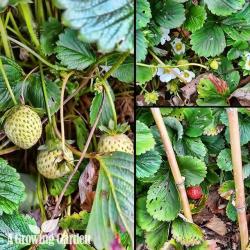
left=150, top=108, right=193, bottom=222
left=227, top=108, right=248, bottom=250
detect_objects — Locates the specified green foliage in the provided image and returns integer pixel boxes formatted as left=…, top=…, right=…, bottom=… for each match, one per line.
left=136, top=0, right=151, bottom=30
left=40, top=18, right=63, bottom=56
left=190, top=24, right=226, bottom=57
left=136, top=120, right=155, bottom=155
left=55, top=29, right=96, bottom=70
left=55, top=0, right=134, bottom=53
left=146, top=173, right=180, bottom=221
left=0, top=211, right=38, bottom=249
left=172, top=218, right=204, bottom=246
left=136, top=150, right=162, bottom=178
left=183, top=5, right=207, bottom=32
left=153, top=0, right=185, bottom=29
left=136, top=65, right=155, bottom=85
left=217, top=149, right=232, bottom=171
left=48, top=171, right=80, bottom=196
left=0, top=158, right=25, bottom=215
left=60, top=211, right=89, bottom=230
left=87, top=152, right=134, bottom=249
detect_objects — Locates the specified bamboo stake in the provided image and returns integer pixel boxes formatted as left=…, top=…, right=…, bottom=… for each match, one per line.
left=151, top=108, right=193, bottom=222
left=227, top=108, right=248, bottom=250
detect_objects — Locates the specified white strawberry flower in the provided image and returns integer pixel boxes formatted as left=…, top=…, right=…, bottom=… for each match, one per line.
left=171, top=38, right=185, bottom=55
left=180, top=70, right=195, bottom=83
left=157, top=66, right=180, bottom=83
left=160, top=27, right=171, bottom=45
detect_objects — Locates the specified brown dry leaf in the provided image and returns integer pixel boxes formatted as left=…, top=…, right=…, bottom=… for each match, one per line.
left=229, top=83, right=250, bottom=106
left=205, top=216, right=227, bottom=236
left=180, top=73, right=210, bottom=100
left=78, top=160, right=98, bottom=204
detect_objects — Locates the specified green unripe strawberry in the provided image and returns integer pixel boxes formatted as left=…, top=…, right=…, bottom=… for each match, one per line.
left=37, top=145, right=74, bottom=179
left=4, top=105, right=42, bottom=149
left=98, top=134, right=133, bottom=154
left=177, top=59, right=189, bottom=70
left=210, top=59, right=219, bottom=70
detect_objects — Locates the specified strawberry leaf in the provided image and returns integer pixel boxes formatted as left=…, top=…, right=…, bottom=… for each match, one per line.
left=136, top=0, right=151, bottom=30
left=146, top=172, right=180, bottom=221
left=54, top=0, right=134, bottom=53
left=0, top=158, right=25, bottom=215
left=183, top=5, right=207, bottom=32
left=217, top=149, right=232, bottom=171
left=191, top=23, right=226, bottom=57
left=177, top=156, right=207, bottom=186
left=136, top=150, right=162, bottom=178
left=204, top=0, right=245, bottom=16
left=55, top=29, right=96, bottom=70
left=87, top=152, right=134, bottom=250
left=136, top=120, right=155, bottom=155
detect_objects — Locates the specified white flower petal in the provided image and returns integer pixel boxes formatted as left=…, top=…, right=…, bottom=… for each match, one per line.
left=157, top=67, right=164, bottom=76
left=160, top=74, right=173, bottom=82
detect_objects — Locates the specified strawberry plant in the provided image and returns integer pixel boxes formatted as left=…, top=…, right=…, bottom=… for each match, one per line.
left=0, top=1, right=134, bottom=249
left=136, top=0, right=250, bottom=106
left=136, top=107, right=250, bottom=249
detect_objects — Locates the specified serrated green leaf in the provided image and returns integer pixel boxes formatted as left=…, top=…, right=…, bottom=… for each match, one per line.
left=184, top=108, right=213, bottom=137
left=204, top=0, right=245, bottom=16
left=136, top=0, right=151, bottom=30
left=146, top=173, right=180, bottom=221
left=106, top=54, right=134, bottom=83
left=0, top=158, right=25, bottom=215
left=164, top=117, right=183, bottom=140
left=136, top=120, right=155, bottom=155
left=87, top=152, right=134, bottom=249
left=89, top=84, right=115, bottom=128
left=60, top=211, right=89, bottom=230
left=201, top=134, right=225, bottom=155
left=174, top=137, right=207, bottom=160
left=40, top=18, right=63, bottom=56
left=145, top=22, right=162, bottom=47
left=160, top=108, right=173, bottom=116
left=191, top=24, right=226, bottom=57
left=217, top=149, right=232, bottom=171
left=172, top=218, right=204, bottom=247
left=136, top=65, right=155, bottom=85
left=226, top=197, right=237, bottom=222
left=48, top=171, right=80, bottom=196
left=177, top=156, right=207, bottom=186
left=0, top=211, right=38, bottom=249
left=217, top=58, right=240, bottom=92
left=26, top=73, right=61, bottom=116
left=136, top=30, right=148, bottom=62
left=38, top=241, right=66, bottom=250
left=136, top=196, right=162, bottom=232
left=153, top=0, right=185, bottom=29
left=136, top=150, right=162, bottom=178
left=183, top=5, right=207, bottom=32
left=55, top=29, right=96, bottom=70
left=145, top=222, right=170, bottom=250
left=218, top=180, right=235, bottom=200
left=55, top=0, right=134, bottom=53
left=197, top=78, right=229, bottom=106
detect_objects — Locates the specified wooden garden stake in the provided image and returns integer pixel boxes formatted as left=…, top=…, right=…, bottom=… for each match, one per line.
left=227, top=108, right=248, bottom=250
left=151, top=108, right=193, bottom=222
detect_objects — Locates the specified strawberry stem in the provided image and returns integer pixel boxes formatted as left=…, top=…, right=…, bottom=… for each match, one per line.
left=0, top=15, right=13, bottom=58
left=0, top=56, right=17, bottom=105
left=18, top=3, right=40, bottom=49
left=39, top=63, right=51, bottom=123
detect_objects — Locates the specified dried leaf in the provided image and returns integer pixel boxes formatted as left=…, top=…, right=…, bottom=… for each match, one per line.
left=41, top=218, right=59, bottom=233
left=205, top=216, right=227, bottom=236
left=229, top=83, right=250, bottom=106
left=78, top=160, right=97, bottom=204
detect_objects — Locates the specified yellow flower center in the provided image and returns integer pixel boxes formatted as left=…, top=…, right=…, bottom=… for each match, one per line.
left=183, top=72, right=190, bottom=78
left=175, top=43, right=182, bottom=51
left=163, top=68, right=171, bottom=74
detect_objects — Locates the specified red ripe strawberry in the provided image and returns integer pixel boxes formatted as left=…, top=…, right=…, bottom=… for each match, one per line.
left=186, top=186, right=203, bottom=200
